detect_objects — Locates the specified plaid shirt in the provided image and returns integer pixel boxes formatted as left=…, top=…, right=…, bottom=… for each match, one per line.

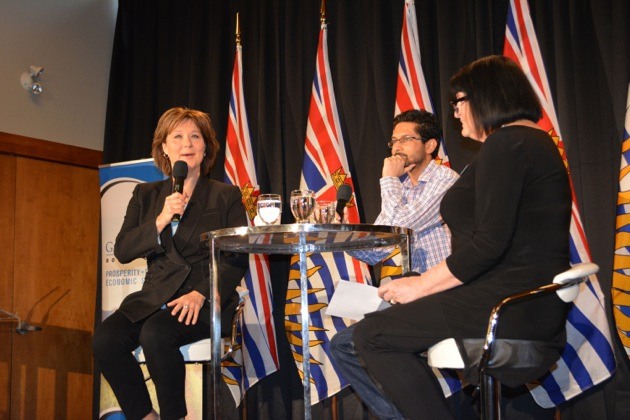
left=350, top=159, right=459, bottom=273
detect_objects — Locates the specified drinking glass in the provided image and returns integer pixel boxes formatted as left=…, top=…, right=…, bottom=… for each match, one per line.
left=290, top=190, right=315, bottom=223
left=257, top=194, right=282, bottom=225
left=313, top=201, right=336, bottom=223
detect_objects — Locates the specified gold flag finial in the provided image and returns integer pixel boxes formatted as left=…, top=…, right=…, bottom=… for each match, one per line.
left=236, top=12, right=241, bottom=46
left=320, top=0, right=326, bottom=24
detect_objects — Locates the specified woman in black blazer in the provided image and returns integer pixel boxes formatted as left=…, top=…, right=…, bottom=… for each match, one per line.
left=93, top=107, right=248, bottom=420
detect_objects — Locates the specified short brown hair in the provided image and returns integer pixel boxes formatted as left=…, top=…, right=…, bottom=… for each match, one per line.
left=151, top=107, right=220, bottom=176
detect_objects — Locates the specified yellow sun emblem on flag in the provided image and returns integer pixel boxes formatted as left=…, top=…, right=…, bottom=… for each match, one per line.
left=221, top=340, right=244, bottom=386
left=379, top=248, right=404, bottom=281
left=613, top=137, right=630, bottom=354
left=284, top=253, right=328, bottom=383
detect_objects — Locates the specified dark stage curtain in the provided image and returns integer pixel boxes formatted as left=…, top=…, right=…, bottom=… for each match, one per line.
left=102, top=0, right=629, bottom=418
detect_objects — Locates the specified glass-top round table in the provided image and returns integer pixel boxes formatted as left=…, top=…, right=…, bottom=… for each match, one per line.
left=201, top=223, right=412, bottom=420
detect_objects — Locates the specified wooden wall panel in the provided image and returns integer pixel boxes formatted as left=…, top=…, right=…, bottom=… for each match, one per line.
left=11, top=158, right=99, bottom=419
left=0, top=155, right=16, bottom=418
left=0, top=132, right=102, bottom=169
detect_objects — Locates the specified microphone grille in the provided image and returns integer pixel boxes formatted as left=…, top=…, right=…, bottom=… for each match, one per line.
left=337, top=184, right=352, bottom=201
left=172, top=160, right=188, bottom=178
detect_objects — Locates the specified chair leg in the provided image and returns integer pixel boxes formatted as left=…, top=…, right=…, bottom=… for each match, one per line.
left=240, top=392, right=247, bottom=420
left=480, top=374, right=501, bottom=420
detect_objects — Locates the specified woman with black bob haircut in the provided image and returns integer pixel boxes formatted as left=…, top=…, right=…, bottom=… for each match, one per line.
left=451, top=54, right=543, bottom=137
left=334, top=55, right=572, bottom=419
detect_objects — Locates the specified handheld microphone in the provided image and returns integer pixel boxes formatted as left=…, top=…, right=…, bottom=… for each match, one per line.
left=171, top=160, right=188, bottom=222
left=336, top=184, right=353, bottom=220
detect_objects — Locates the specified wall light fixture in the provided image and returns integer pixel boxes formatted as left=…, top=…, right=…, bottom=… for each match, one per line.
left=20, top=65, right=44, bottom=95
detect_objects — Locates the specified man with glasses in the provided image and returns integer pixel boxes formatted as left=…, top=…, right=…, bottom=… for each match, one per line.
left=330, top=109, right=458, bottom=419
left=347, top=109, right=459, bottom=275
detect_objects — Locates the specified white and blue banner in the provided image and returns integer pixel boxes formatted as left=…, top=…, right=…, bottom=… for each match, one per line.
left=99, top=158, right=165, bottom=321
left=98, top=159, right=190, bottom=420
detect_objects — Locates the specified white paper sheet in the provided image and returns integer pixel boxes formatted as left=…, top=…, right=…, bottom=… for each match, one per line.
left=326, top=280, right=391, bottom=321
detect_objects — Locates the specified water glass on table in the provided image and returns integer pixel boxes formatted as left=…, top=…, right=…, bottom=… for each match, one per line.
left=313, top=200, right=335, bottom=223
left=257, top=194, right=282, bottom=225
left=290, top=189, right=315, bottom=223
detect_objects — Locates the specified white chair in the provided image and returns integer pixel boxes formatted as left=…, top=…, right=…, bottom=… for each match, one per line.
left=134, top=286, right=249, bottom=365
left=426, top=262, right=599, bottom=420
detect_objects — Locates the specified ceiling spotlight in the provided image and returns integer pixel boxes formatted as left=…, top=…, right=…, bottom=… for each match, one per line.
left=20, top=65, right=44, bottom=95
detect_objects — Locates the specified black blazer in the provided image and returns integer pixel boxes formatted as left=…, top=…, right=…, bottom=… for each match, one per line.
left=114, top=177, right=249, bottom=333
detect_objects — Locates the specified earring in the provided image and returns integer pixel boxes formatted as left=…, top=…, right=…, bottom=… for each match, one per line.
left=164, top=153, right=168, bottom=158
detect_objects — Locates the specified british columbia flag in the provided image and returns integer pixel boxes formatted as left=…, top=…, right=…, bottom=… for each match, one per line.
left=613, top=84, right=630, bottom=359
left=504, top=0, right=616, bottom=408
left=395, top=0, right=449, bottom=167
left=394, top=0, right=461, bottom=396
left=386, top=0, right=453, bottom=280
left=285, top=19, right=372, bottom=404
left=223, top=35, right=279, bottom=403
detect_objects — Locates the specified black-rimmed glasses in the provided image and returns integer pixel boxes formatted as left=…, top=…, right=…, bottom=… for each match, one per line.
left=449, top=95, right=469, bottom=114
left=387, top=136, right=424, bottom=148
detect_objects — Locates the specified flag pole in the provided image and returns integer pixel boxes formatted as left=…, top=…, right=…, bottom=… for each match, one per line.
left=235, top=12, right=241, bottom=46
left=319, top=2, right=339, bottom=417
left=234, top=16, right=245, bottom=418
left=320, top=0, right=326, bottom=23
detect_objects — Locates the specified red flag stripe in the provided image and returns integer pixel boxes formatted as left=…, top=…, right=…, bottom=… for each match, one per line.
left=224, top=43, right=280, bottom=388
left=395, top=1, right=447, bottom=164
left=503, top=0, right=614, bottom=406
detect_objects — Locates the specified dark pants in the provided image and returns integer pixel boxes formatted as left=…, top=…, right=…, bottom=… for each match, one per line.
left=351, top=300, right=557, bottom=420
left=92, top=309, right=210, bottom=420
left=352, top=301, right=455, bottom=419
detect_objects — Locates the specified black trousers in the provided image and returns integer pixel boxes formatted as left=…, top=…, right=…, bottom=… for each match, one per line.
left=352, top=297, right=556, bottom=420
left=353, top=297, right=455, bottom=419
left=92, top=309, right=210, bottom=420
